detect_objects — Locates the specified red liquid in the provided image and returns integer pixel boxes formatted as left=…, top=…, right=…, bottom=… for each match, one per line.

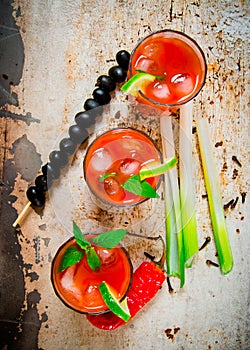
left=84, top=128, right=162, bottom=206
left=51, top=237, right=132, bottom=314
left=130, top=31, right=206, bottom=106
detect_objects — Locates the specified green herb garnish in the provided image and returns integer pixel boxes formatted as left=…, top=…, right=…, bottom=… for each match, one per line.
left=86, top=247, right=101, bottom=271
left=123, top=174, right=160, bottom=198
left=91, top=229, right=127, bottom=248
left=59, top=222, right=127, bottom=272
left=59, top=245, right=84, bottom=272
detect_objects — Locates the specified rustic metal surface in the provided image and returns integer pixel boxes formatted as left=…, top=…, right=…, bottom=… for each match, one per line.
left=0, top=1, right=249, bottom=349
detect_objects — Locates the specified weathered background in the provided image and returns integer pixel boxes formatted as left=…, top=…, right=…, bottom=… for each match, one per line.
left=0, top=1, right=249, bottom=349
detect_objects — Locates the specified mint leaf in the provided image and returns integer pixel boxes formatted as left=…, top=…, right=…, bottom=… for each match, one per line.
left=99, top=173, right=116, bottom=182
left=123, top=175, right=160, bottom=198
left=73, top=221, right=91, bottom=249
left=140, top=180, right=160, bottom=198
left=86, top=247, right=101, bottom=271
left=58, top=245, right=84, bottom=272
left=91, top=229, right=127, bottom=248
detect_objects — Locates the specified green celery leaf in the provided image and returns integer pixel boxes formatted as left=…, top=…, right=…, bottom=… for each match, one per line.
left=99, top=173, right=116, bottom=182
left=91, top=229, right=127, bottom=248
left=73, top=221, right=91, bottom=249
left=86, top=247, right=101, bottom=271
left=123, top=175, right=160, bottom=199
left=58, top=245, right=84, bottom=272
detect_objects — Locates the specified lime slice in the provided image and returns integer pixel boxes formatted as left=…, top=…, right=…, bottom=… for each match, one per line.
left=98, top=281, right=131, bottom=322
left=139, top=156, right=178, bottom=181
left=121, top=72, right=156, bottom=97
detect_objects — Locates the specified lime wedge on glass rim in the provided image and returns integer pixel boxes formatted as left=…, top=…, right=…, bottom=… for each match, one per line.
left=139, top=156, right=178, bottom=181
left=121, top=72, right=156, bottom=96
left=98, top=281, right=131, bottom=322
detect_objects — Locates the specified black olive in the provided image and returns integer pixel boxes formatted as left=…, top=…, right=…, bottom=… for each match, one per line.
left=42, top=163, right=48, bottom=176
left=59, top=138, right=77, bottom=156
left=116, top=50, right=130, bottom=70
left=69, top=124, right=89, bottom=144
left=108, top=66, right=127, bottom=83
left=96, top=75, right=116, bottom=92
left=84, top=98, right=100, bottom=110
left=49, top=150, right=68, bottom=168
left=75, top=111, right=95, bottom=129
left=93, top=88, right=111, bottom=105
left=26, top=186, right=45, bottom=207
left=35, top=175, right=48, bottom=192
left=46, top=162, right=60, bottom=179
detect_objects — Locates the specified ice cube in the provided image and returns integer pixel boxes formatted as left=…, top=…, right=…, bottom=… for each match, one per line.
left=97, top=248, right=117, bottom=266
left=150, top=81, right=171, bottom=99
left=104, top=177, right=125, bottom=201
left=171, top=73, right=194, bottom=96
left=90, top=148, right=112, bottom=172
left=82, top=283, right=100, bottom=306
left=60, top=266, right=81, bottom=300
left=134, top=57, right=160, bottom=76
left=104, top=177, right=120, bottom=195
left=142, top=42, right=165, bottom=59
left=119, top=158, right=140, bottom=175
left=121, top=139, right=146, bottom=154
left=60, top=268, right=74, bottom=290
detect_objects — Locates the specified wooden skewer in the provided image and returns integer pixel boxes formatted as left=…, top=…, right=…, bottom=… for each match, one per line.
left=13, top=201, right=32, bottom=227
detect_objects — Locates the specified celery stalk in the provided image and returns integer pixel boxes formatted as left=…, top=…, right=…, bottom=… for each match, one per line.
left=197, top=119, right=233, bottom=274
left=179, top=102, right=198, bottom=267
left=164, top=172, right=180, bottom=277
left=160, top=115, right=185, bottom=287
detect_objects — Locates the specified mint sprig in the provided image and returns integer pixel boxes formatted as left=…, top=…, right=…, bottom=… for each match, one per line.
left=123, top=175, right=160, bottom=198
left=58, top=222, right=127, bottom=272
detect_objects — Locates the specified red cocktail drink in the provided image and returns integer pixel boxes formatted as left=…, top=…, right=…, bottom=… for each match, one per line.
left=129, top=30, right=207, bottom=108
left=84, top=128, right=162, bottom=207
left=51, top=237, right=132, bottom=314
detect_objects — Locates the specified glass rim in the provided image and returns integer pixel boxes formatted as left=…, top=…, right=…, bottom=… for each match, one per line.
left=129, top=29, right=207, bottom=108
left=83, top=126, right=163, bottom=209
left=51, top=236, right=133, bottom=315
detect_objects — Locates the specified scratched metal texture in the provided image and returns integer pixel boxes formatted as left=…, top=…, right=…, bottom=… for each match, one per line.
left=0, top=1, right=249, bottom=349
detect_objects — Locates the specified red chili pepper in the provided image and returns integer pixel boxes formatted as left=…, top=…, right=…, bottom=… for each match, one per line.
left=86, top=261, right=165, bottom=330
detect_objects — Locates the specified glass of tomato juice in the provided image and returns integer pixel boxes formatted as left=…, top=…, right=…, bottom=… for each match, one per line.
left=51, top=236, right=133, bottom=314
left=83, top=127, right=162, bottom=208
left=129, top=29, right=207, bottom=108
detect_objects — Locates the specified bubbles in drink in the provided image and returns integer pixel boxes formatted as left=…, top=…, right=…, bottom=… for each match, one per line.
left=90, top=148, right=112, bottom=172
left=171, top=73, right=194, bottom=96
